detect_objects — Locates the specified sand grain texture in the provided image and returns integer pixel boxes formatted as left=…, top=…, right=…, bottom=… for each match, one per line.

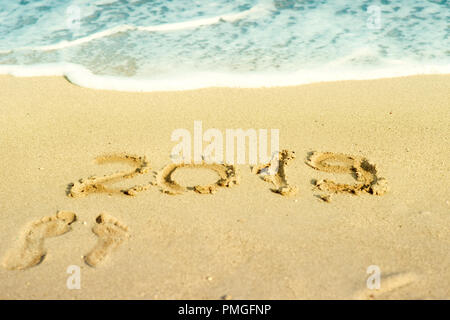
left=0, top=74, right=449, bottom=299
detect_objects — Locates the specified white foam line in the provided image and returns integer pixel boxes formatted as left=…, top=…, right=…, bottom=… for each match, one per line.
left=1, top=62, right=449, bottom=92
left=5, top=6, right=262, bottom=53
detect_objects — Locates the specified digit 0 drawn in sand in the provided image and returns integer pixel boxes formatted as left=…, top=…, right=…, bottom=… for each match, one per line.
left=84, top=213, right=129, bottom=267
left=155, top=162, right=240, bottom=195
left=67, top=153, right=151, bottom=198
left=2, top=211, right=76, bottom=270
left=306, top=151, right=388, bottom=196
left=251, top=150, right=298, bottom=196
left=354, top=272, right=418, bottom=300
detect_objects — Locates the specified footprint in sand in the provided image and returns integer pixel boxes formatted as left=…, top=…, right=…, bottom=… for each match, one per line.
left=251, top=150, right=298, bottom=196
left=354, top=272, right=418, bottom=299
left=306, top=151, right=388, bottom=197
left=2, top=211, right=77, bottom=270
left=155, top=162, right=240, bottom=195
left=84, top=213, right=129, bottom=267
left=68, top=153, right=151, bottom=198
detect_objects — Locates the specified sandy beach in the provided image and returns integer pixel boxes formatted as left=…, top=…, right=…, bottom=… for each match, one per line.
left=0, top=74, right=449, bottom=299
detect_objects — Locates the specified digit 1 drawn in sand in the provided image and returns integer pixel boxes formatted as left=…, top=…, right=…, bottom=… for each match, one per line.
left=306, top=151, right=388, bottom=197
left=2, top=211, right=77, bottom=270
left=67, top=153, right=151, bottom=198
left=155, top=162, right=240, bottom=195
left=251, top=150, right=298, bottom=196
left=84, top=213, right=129, bottom=267
left=354, top=272, right=418, bottom=299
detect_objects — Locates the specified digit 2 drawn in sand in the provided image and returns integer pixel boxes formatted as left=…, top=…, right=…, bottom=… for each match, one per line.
left=2, top=211, right=77, bottom=270
left=306, top=151, right=388, bottom=197
left=251, top=150, right=298, bottom=196
left=155, top=162, right=240, bottom=195
left=84, top=213, right=129, bottom=267
left=67, top=153, right=151, bottom=197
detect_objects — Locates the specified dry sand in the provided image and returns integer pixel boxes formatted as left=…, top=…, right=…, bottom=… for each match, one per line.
left=0, top=74, right=449, bottom=299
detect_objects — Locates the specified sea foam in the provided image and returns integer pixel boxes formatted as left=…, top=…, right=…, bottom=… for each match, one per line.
left=1, top=58, right=448, bottom=92
left=0, top=0, right=448, bottom=92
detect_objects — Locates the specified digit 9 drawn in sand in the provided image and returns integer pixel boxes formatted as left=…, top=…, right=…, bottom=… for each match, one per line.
left=306, top=151, right=388, bottom=199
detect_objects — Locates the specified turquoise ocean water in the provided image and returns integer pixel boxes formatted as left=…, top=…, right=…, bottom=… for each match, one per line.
left=0, top=0, right=448, bottom=91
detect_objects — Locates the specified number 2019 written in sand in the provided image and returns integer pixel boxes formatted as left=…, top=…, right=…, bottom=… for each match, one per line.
left=67, top=151, right=388, bottom=201
left=1, top=150, right=389, bottom=271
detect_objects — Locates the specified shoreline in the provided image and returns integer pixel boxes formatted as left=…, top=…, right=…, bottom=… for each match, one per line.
left=0, top=74, right=449, bottom=299
left=1, top=63, right=450, bottom=92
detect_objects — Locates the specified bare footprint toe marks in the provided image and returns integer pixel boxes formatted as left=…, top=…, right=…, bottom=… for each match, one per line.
left=84, top=213, right=129, bottom=267
left=2, top=211, right=77, bottom=270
